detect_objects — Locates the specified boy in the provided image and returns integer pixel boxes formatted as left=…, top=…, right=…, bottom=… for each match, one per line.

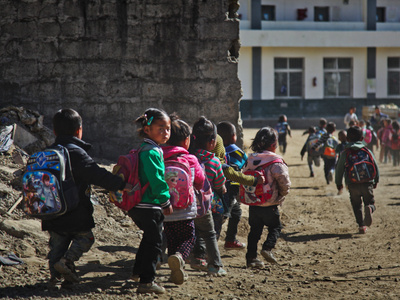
left=300, top=126, right=320, bottom=177
left=216, top=122, right=262, bottom=250
left=43, top=109, right=132, bottom=289
left=335, top=126, right=379, bottom=234
left=274, top=115, right=291, bottom=155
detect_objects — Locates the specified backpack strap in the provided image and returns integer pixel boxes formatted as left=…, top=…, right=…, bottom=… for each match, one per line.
left=256, top=158, right=285, bottom=171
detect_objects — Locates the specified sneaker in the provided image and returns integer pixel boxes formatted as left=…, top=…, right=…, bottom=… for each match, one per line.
left=327, top=170, right=333, bottom=183
left=364, top=205, right=373, bottom=227
left=168, top=253, right=186, bottom=285
left=130, top=274, right=140, bottom=282
left=54, top=258, right=80, bottom=283
left=61, top=280, right=74, bottom=290
left=310, top=172, right=314, bottom=177
left=207, top=265, right=227, bottom=276
left=190, top=258, right=208, bottom=271
left=224, top=240, right=246, bottom=250
left=261, top=249, right=278, bottom=264
left=246, top=258, right=264, bottom=269
left=359, top=226, right=367, bottom=234
left=137, top=282, right=165, bottom=294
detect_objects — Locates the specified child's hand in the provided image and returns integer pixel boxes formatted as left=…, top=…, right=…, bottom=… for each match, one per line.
left=257, top=175, right=265, bottom=184
left=301, top=155, right=303, bottom=161
left=163, top=206, right=173, bottom=215
left=373, top=183, right=378, bottom=189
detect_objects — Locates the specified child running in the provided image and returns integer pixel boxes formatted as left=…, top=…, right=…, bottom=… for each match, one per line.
left=300, top=126, right=320, bottom=177
left=189, top=116, right=227, bottom=276
left=274, top=114, right=291, bottom=155
left=244, top=127, right=291, bottom=268
left=162, top=114, right=205, bottom=285
left=130, top=108, right=173, bottom=294
left=335, top=126, right=379, bottom=234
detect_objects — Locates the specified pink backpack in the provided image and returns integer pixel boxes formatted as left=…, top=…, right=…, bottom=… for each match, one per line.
left=109, top=148, right=149, bottom=211
left=164, top=155, right=193, bottom=209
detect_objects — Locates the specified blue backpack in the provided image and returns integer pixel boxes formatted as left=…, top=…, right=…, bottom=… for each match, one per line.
left=22, top=145, right=80, bottom=220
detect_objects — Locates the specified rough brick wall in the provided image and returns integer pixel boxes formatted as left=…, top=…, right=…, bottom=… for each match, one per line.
left=0, top=0, right=241, bottom=159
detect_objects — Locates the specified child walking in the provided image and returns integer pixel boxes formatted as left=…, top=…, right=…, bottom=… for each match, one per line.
left=274, top=115, right=291, bottom=155
left=43, top=109, right=133, bottom=289
left=129, top=108, right=173, bottom=294
left=162, top=114, right=205, bottom=285
left=300, top=126, right=320, bottom=177
left=335, top=126, right=379, bottom=234
left=189, top=116, right=227, bottom=276
left=244, top=127, right=291, bottom=268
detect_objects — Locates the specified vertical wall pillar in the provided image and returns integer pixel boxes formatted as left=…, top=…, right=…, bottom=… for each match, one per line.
left=367, top=0, right=376, bottom=99
left=251, top=0, right=261, bottom=100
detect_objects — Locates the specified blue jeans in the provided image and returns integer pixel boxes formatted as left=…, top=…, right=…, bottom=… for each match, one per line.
left=128, top=207, right=164, bottom=283
left=192, top=210, right=223, bottom=267
left=48, top=230, right=94, bottom=278
left=246, top=205, right=282, bottom=261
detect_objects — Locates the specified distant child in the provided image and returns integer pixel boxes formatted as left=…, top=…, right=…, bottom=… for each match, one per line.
left=381, top=118, right=393, bottom=164
left=244, top=127, right=291, bottom=268
left=335, top=130, right=347, bottom=165
left=130, top=108, right=173, bottom=294
left=162, top=114, right=205, bottom=285
left=300, top=126, right=320, bottom=177
left=311, top=122, right=338, bottom=184
left=335, top=126, right=379, bottom=234
left=391, top=121, right=400, bottom=166
left=43, top=109, right=133, bottom=289
left=317, top=118, right=328, bottom=135
left=274, top=115, right=291, bottom=155
left=189, top=116, right=227, bottom=276
left=217, top=121, right=263, bottom=250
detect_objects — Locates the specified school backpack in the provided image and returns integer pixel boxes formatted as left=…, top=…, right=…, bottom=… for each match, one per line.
left=109, top=147, right=149, bottom=211
left=22, top=144, right=80, bottom=220
left=195, top=162, right=213, bottom=218
left=307, top=133, right=324, bottom=157
left=239, top=158, right=283, bottom=206
left=322, top=136, right=338, bottom=159
left=164, top=155, right=193, bottom=209
left=345, top=147, right=377, bottom=183
left=275, top=122, right=287, bottom=135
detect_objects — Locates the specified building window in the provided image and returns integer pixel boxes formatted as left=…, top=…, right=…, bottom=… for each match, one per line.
left=388, top=57, right=400, bottom=96
left=376, top=7, right=386, bottom=22
left=314, top=6, right=329, bottom=22
left=262, top=5, right=275, bottom=21
left=324, top=58, right=352, bottom=98
left=274, top=58, right=304, bottom=98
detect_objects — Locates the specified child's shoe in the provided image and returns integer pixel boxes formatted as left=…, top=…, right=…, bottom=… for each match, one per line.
left=310, top=172, right=314, bottom=177
left=207, top=265, right=227, bottom=276
left=130, top=273, right=140, bottom=282
left=190, top=257, right=208, bottom=271
left=359, top=226, right=367, bottom=234
left=261, top=249, right=278, bottom=264
left=137, top=282, right=165, bottom=294
left=61, top=280, right=75, bottom=290
left=168, top=253, right=187, bottom=285
left=364, top=205, right=373, bottom=227
left=224, top=240, right=246, bottom=250
left=54, top=258, right=80, bottom=283
left=327, top=170, right=333, bottom=183
left=46, top=276, right=61, bottom=290
left=246, top=258, right=264, bottom=269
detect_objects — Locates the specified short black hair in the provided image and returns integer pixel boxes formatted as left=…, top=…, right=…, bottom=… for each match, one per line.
left=217, top=121, right=236, bottom=146
left=319, top=118, right=327, bottom=127
left=326, top=122, right=336, bottom=134
left=347, top=126, right=362, bottom=142
left=53, top=108, right=82, bottom=136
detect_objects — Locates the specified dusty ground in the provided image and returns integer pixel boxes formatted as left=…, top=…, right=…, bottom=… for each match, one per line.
left=1, top=129, right=399, bottom=299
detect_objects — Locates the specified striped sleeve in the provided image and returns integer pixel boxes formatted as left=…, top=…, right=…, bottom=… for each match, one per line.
left=205, top=157, right=226, bottom=190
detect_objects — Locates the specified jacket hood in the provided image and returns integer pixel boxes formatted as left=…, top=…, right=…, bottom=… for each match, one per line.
left=345, top=141, right=365, bottom=150
left=245, top=151, right=283, bottom=171
left=162, top=145, right=189, bottom=159
left=210, top=135, right=226, bottom=163
left=195, top=149, right=215, bottom=163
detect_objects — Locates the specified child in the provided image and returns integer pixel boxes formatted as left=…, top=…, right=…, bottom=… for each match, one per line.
left=43, top=109, right=133, bottom=289
left=381, top=118, right=393, bottom=164
left=335, top=130, right=347, bottom=163
left=312, top=122, right=338, bottom=184
left=335, top=126, right=379, bottom=234
left=300, top=126, right=320, bottom=177
left=391, top=120, right=400, bottom=166
left=129, top=108, right=173, bottom=294
left=189, top=116, right=227, bottom=276
left=274, top=115, right=291, bottom=155
left=244, top=127, right=291, bottom=268
left=162, top=115, right=205, bottom=285
left=217, top=121, right=263, bottom=250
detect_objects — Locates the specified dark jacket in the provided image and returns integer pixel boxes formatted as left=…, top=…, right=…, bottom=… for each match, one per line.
left=42, top=135, right=125, bottom=232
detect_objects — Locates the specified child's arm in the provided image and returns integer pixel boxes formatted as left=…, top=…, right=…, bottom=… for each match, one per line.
left=223, top=166, right=261, bottom=186
left=300, top=140, right=307, bottom=159
left=287, top=124, right=292, bottom=137
left=334, top=151, right=346, bottom=191
left=192, top=157, right=206, bottom=190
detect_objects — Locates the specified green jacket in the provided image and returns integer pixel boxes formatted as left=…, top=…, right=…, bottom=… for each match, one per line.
left=335, top=141, right=379, bottom=187
left=137, top=139, right=171, bottom=209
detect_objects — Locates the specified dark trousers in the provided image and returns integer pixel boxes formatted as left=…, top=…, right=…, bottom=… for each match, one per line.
left=246, top=205, right=282, bottom=261
left=163, top=219, right=195, bottom=261
left=323, top=157, right=336, bottom=183
left=225, top=200, right=242, bottom=242
left=348, top=183, right=375, bottom=227
left=128, top=208, right=164, bottom=284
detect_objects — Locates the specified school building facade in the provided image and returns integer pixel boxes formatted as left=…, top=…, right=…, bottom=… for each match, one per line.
left=238, top=0, right=400, bottom=129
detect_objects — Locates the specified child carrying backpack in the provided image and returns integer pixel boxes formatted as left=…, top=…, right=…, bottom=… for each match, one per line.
left=300, top=126, right=322, bottom=177
left=335, top=126, right=379, bottom=234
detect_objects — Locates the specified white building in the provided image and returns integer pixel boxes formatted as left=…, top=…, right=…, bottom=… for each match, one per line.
left=238, top=0, right=400, bottom=122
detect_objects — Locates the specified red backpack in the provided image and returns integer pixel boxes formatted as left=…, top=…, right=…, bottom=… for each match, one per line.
left=345, top=148, right=376, bottom=183
left=109, top=148, right=149, bottom=211
left=239, top=159, right=283, bottom=206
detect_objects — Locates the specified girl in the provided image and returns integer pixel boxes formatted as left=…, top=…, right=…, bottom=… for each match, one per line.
left=244, top=127, right=291, bottom=269
left=189, top=116, right=227, bottom=276
left=130, top=108, right=172, bottom=294
left=391, top=121, right=400, bottom=166
left=162, top=114, right=205, bottom=285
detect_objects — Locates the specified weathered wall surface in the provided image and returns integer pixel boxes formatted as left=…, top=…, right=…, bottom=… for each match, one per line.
left=0, top=0, right=241, bottom=159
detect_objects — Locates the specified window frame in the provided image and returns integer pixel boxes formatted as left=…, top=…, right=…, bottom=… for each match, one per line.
left=323, top=57, right=353, bottom=98
left=388, top=57, right=400, bottom=97
left=274, top=57, right=304, bottom=99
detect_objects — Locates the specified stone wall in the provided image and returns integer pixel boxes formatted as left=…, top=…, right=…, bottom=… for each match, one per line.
left=0, top=0, right=242, bottom=159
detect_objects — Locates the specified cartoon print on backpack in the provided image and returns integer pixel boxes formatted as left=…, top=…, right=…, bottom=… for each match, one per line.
left=345, top=148, right=377, bottom=183
left=164, top=159, right=192, bottom=209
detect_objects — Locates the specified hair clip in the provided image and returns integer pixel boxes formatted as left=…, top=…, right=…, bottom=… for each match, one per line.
left=147, top=116, right=154, bottom=126
left=192, top=135, right=196, bottom=140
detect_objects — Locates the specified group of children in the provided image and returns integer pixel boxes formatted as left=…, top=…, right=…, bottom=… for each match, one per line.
left=43, top=108, right=291, bottom=294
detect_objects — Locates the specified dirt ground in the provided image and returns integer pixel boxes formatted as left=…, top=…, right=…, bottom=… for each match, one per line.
left=1, top=129, right=400, bottom=299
